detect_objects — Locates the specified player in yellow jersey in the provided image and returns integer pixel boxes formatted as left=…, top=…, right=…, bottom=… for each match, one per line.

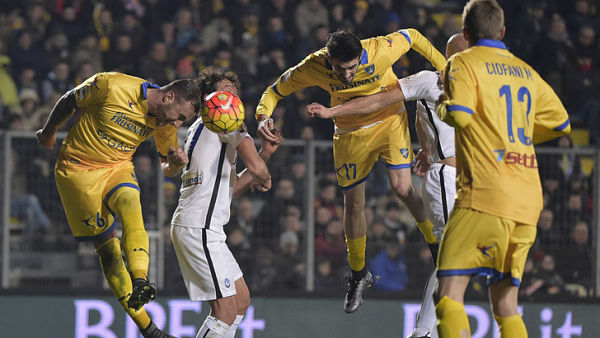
left=256, top=29, right=446, bottom=313
left=433, top=1, right=571, bottom=337
left=36, top=72, right=201, bottom=338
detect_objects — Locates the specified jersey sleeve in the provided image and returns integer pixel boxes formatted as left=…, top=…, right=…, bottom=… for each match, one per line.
left=218, top=124, right=252, bottom=148
left=394, top=29, right=447, bottom=72
left=73, top=72, right=110, bottom=109
left=436, top=55, right=476, bottom=129
left=255, top=54, right=316, bottom=118
left=153, top=125, right=179, bottom=160
left=398, top=71, right=439, bottom=102
left=532, top=77, right=571, bottom=144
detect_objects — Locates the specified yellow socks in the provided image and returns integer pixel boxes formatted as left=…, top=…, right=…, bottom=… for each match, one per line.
left=345, top=235, right=367, bottom=272
left=495, top=314, right=527, bottom=338
left=417, top=220, right=437, bottom=244
left=108, top=187, right=149, bottom=278
left=435, top=296, right=470, bottom=338
left=96, top=237, right=151, bottom=329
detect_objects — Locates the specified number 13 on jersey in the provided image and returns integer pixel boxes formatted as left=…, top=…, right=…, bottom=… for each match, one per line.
left=499, top=84, right=532, bottom=146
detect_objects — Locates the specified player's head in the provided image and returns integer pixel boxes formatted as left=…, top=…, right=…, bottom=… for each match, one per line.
left=197, top=66, right=241, bottom=99
left=462, top=0, right=505, bottom=46
left=445, top=32, right=469, bottom=58
left=326, top=30, right=363, bottom=84
left=154, top=79, right=202, bottom=127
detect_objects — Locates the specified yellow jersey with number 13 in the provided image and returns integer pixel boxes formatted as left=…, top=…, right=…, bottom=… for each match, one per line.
left=436, top=39, right=570, bottom=225
left=59, top=72, right=178, bottom=170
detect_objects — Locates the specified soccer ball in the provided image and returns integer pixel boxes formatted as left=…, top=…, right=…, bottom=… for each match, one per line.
left=201, top=91, right=245, bottom=133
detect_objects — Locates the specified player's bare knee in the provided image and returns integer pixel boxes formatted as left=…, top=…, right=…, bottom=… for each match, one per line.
left=237, top=293, right=251, bottom=314
left=210, top=298, right=237, bottom=324
left=391, top=180, right=412, bottom=200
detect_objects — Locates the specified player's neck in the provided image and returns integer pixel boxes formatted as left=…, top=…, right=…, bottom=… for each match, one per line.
left=145, top=89, right=160, bottom=114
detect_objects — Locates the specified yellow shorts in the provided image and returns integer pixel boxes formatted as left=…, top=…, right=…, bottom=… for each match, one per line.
left=437, top=207, right=536, bottom=287
left=333, top=113, right=413, bottom=189
left=55, top=160, right=140, bottom=242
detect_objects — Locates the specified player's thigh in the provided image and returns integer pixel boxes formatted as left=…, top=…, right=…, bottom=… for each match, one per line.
left=436, top=275, right=471, bottom=304
left=376, top=113, right=413, bottom=169
left=333, top=128, right=378, bottom=189
left=104, top=163, right=141, bottom=210
left=489, top=279, right=520, bottom=317
left=422, top=164, right=456, bottom=240
left=233, top=277, right=250, bottom=313
left=171, top=225, right=242, bottom=301
left=505, top=223, right=537, bottom=284
left=437, top=208, right=516, bottom=282
left=55, top=166, right=118, bottom=241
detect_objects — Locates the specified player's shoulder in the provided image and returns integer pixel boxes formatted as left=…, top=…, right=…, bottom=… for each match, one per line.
left=303, top=48, right=327, bottom=65
left=218, top=123, right=250, bottom=144
left=93, top=72, right=146, bottom=91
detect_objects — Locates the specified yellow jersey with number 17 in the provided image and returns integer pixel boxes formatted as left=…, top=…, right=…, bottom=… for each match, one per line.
left=59, top=72, right=178, bottom=170
left=256, top=28, right=446, bottom=131
left=436, top=39, right=570, bottom=225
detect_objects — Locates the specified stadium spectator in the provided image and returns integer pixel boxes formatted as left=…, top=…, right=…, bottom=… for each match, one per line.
left=0, top=55, right=20, bottom=110
left=566, top=0, right=598, bottom=35
left=521, top=254, right=565, bottom=297
left=558, top=220, right=593, bottom=295
left=70, top=34, right=103, bottom=73
left=314, top=258, right=338, bottom=292
left=369, top=237, right=408, bottom=291
left=276, top=230, right=306, bottom=290
left=41, top=61, right=73, bottom=103
left=315, top=218, right=346, bottom=263
left=294, top=0, right=328, bottom=39
left=139, top=41, right=172, bottom=85
left=17, top=88, right=44, bottom=131
left=534, top=209, right=564, bottom=253
left=532, top=14, right=572, bottom=95
left=8, top=30, right=48, bottom=80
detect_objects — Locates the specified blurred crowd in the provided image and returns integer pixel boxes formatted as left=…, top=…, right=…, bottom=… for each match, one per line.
left=0, top=0, right=598, bottom=299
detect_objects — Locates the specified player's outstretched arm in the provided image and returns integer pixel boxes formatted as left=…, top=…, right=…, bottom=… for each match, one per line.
left=413, top=114, right=432, bottom=176
left=307, top=86, right=405, bottom=119
left=160, top=146, right=188, bottom=177
left=36, top=90, right=77, bottom=148
left=233, top=130, right=283, bottom=199
left=404, top=28, right=447, bottom=72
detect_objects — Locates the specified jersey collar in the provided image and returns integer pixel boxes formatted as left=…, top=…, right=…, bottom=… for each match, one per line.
left=360, top=48, right=368, bottom=64
left=476, top=39, right=507, bottom=50
left=141, top=82, right=161, bottom=99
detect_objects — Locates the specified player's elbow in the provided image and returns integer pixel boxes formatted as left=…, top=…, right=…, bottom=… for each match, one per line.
left=247, top=160, right=269, bottom=181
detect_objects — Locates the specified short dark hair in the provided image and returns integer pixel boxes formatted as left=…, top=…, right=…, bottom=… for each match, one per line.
left=326, top=30, right=362, bottom=61
left=162, top=79, right=203, bottom=114
left=196, top=66, right=241, bottom=98
left=463, top=0, right=504, bottom=43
